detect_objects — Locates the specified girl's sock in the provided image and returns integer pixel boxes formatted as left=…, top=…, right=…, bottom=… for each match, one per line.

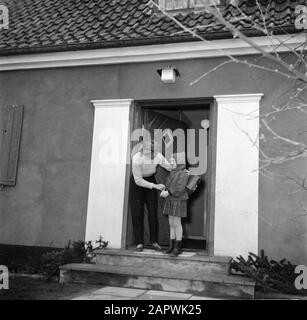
left=168, top=215, right=176, bottom=239
left=173, top=216, right=183, bottom=241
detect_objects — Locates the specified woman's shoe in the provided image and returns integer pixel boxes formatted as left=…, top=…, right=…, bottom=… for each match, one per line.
left=170, top=241, right=182, bottom=257
left=152, top=242, right=163, bottom=252
left=163, top=239, right=175, bottom=254
left=135, top=244, right=144, bottom=252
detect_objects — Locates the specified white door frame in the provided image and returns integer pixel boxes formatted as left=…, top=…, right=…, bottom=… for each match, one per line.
left=213, top=94, right=263, bottom=258
left=85, top=94, right=262, bottom=258
left=85, top=99, right=132, bottom=249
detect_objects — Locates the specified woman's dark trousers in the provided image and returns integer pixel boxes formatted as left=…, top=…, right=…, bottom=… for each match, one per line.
left=129, top=175, right=159, bottom=245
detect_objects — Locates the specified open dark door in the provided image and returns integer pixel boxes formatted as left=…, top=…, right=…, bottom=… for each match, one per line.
left=143, top=109, right=188, bottom=245
left=126, top=103, right=209, bottom=250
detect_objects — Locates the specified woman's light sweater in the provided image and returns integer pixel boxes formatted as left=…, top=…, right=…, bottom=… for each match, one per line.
left=132, top=152, right=176, bottom=189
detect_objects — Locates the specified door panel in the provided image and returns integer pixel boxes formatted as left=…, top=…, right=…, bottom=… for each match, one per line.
left=183, top=124, right=208, bottom=240
left=126, top=101, right=143, bottom=247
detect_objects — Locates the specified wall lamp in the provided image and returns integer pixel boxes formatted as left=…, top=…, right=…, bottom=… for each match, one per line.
left=157, top=66, right=180, bottom=84
left=201, top=120, right=210, bottom=129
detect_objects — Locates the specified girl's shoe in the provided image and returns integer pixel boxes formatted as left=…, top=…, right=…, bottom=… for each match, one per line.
left=170, top=241, right=182, bottom=257
left=163, top=239, right=175, bottom=254
left=135, top=244, right=144, bottom=252
left=152, top=242, right=163, bottom=252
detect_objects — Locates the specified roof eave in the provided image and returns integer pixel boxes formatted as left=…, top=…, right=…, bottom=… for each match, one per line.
left=0, top=26, right=300, bottom=57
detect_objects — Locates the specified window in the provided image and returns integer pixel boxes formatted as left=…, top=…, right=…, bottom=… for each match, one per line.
left=160, top=0, right=221, bottom=11
left=164, top=0, right=188, bottom=10
left=0, top=105, right=24, bottom=186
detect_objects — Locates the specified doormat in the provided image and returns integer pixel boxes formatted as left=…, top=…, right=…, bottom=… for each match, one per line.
left=136, top=249, right=196, bottom=258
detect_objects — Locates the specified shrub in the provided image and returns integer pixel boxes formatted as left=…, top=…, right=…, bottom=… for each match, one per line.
left=230, top=250, right=306, bottom=295
left=38, top=237, right=108, bottom=281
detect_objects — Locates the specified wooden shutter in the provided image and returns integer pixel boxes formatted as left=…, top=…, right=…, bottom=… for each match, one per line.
left=0, top=105, right=24, bottom=186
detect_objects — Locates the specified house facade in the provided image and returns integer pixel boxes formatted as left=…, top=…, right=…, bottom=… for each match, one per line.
left=0, top=0, right=306, bottom=266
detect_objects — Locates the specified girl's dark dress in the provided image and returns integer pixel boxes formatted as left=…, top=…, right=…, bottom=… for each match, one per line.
left=163, top=165, right=190, bottom=218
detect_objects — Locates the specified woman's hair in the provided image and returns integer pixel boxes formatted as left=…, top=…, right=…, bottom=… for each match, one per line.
left=141, top=139, right=160, bottom=152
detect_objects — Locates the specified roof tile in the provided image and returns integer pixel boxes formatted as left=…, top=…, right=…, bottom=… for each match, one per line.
left=0, top=0, right=302, bottom=55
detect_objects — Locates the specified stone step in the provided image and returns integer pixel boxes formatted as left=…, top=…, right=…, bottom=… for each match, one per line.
left=60, top=263, right=255, bottom=299
left=95, top=249, right=232, bottom=275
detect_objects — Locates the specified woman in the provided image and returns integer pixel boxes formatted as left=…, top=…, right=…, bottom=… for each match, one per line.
left=130, top=140, right=176, bottom=252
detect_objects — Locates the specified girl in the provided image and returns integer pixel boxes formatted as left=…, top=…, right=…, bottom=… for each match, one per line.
left=160, top=152, right=199, bottom=257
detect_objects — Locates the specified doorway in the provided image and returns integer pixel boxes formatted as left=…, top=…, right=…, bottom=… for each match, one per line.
left=125, top=99, right=213, bottom=252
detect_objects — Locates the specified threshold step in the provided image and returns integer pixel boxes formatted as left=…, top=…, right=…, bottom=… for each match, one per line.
left=60, top=263, right=255, bottom=299
left=96, top=249, right=232, bottom=275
